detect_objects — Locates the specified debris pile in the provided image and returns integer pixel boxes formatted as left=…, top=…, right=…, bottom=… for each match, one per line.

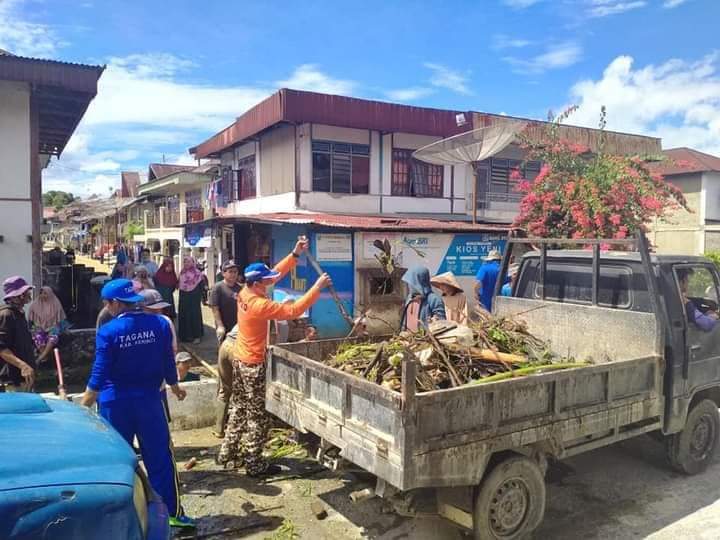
left=329, top=310, right=587, bottom=392
left=265, top=429, right=307, bottom=460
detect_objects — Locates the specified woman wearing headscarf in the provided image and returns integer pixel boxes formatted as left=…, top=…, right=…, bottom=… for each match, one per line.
left=178, top=256, right=205, bottom=344
left=400, top=266, right=446, bottom=332
left=154, top=256, right=179, bottom=319
left=132, top=265, right=154, bottom=292
left=430, top=271, right=469, bottom=325
left=28, top=286, right=69, bottom=363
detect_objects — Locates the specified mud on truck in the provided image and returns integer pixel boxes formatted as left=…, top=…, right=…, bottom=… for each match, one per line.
left=266, top=234, right=720, bottom=539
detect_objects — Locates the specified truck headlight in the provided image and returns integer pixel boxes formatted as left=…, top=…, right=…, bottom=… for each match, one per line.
left=133, top=473, right=149, bottom=538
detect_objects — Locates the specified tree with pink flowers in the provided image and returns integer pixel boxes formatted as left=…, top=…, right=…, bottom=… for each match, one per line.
left=513, top=107, right=689, bottom=240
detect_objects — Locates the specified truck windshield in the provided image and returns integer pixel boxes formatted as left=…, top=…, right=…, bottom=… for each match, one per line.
left=517, top=260, right=632, bottom=308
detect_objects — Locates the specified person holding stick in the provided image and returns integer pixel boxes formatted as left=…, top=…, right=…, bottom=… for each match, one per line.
left=216, top=237, right=332, bottom=476
left=0, top=276, right=36, bottom=392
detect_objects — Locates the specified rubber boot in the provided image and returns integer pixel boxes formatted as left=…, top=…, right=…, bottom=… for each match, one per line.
left=212, top=399, right=228, bottom=439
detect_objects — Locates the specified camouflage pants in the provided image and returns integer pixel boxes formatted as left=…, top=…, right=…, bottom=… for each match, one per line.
left=217, top=360, right=269, bottom=475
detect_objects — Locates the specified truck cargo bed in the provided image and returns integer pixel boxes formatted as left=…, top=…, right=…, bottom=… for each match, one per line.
left=267, top=296, right=663, bottom=491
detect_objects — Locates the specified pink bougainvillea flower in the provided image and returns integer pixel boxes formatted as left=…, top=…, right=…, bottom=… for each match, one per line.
left=513, top=107, right=689, bottom=243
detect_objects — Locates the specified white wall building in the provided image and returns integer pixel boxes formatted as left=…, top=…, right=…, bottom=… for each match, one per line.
left=133, top=163, right=216, bottom=272
left=0, top=52, right=102, bottom=286
left=185, top=90, right=662, bottom=314
left=649, top=147, right=720, bottom=255
left=191, top=89, right=660, bottom=226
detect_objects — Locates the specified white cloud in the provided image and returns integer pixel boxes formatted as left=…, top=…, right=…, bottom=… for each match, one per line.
left=385, top=87, right=435, bottom=101
left=43, top=51, right=277, bottom=196
left=493, top=34, right=533, bottom=50
left=169, top=153, right=198, bottom=166
left=587, top=0, right=647, bottom=17
left=0, top=0, right=61, bottom=57
left=568, top=53, right=720, bottom=155
left=504, top=42, right=583, bottom=74
left=663, top=0, right=689, bottom=7
left=42, top=129, right=130, bottom=197
left=502, top=0, right=542, bottom=7
left=424, top=63, right=472, bottom=95
left=85, top=53, right=271, bottom=130
left=44, top=171, right=118, bottom=199
left=47, top=54, right=366, bottom=197
left=276, top=64, right=356, bottom=95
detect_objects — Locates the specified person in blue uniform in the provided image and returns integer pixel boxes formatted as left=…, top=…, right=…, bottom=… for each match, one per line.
left=475, top=249, right=502, bottom=311
left=80, top=279, right=196, bottom=529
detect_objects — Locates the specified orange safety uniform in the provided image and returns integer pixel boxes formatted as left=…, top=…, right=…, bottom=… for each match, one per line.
left=234, top=254, right=321, bottom=364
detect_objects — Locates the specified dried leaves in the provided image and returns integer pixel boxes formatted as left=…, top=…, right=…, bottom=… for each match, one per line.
left=328, top=311, right=585, bottom=392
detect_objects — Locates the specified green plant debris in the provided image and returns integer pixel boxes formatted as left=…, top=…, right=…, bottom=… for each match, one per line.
left=264, top=429, right=307, bottom=460
left=298, top=482, right=313, bottom=497
left=327, top=309, right=588, bottom=393
left=469, top=362, right=590, bottom=384
left=265, top=519, right=300, bottom=540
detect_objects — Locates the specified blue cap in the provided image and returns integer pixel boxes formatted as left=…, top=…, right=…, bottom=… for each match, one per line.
left=101, top=278, right=144, bottom=303
left=244, top=262, right=281, bottom=283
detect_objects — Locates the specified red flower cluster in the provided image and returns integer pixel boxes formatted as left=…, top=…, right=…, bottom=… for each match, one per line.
left=513, top=117, right=689, bottom=242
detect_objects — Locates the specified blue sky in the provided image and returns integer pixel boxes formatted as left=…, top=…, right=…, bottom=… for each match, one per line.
left=1, top=0, right=718, bottom=197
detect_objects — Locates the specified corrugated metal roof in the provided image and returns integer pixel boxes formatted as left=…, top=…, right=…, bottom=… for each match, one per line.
left=202, top=212, right=510, bottom=233
left=0, top=53, right=104, bottom=157
left=649, top=147, right=720, bottom=176
left=472, top=112, right=661, bottom=156
left=139, top=164, right=214, bottom=196
left=190, top=88, right=662, bottom=160
left=120, top=171, right=140, bottom=198
left=0, top=52, right=104, bottom=93
left=190, top=89, right=469, bottom=159
left=148, top=163, right=196, bottom=182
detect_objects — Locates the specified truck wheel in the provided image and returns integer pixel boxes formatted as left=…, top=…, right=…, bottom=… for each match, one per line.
left=666, top=399, right=720, bottom=475
left=473, top=456, right=545, bottom=540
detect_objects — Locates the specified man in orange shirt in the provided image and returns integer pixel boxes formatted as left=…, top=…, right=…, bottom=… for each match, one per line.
left=217, top=237, right=331, bottom=476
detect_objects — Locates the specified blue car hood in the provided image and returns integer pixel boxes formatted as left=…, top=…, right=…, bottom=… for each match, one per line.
left=0, top=394, right=137, bottom=491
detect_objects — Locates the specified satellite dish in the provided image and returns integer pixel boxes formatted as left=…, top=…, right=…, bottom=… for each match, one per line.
left=413, top=119, right=527, bottom=224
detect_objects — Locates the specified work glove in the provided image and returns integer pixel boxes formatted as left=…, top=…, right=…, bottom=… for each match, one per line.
left=216, top=326, right=226, bottom=343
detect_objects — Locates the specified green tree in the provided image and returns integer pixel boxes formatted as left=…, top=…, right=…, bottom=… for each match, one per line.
left=42, top=190, right=75, bottom=210
left=126, top=220, right=145, bottom=237
left=704, top=251, right=720, bottom=268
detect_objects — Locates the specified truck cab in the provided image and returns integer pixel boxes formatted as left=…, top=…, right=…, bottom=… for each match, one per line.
left=513, top=248, right=720, bottom=473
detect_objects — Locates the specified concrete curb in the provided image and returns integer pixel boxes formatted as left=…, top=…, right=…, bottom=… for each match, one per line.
left=41, top=377, right=218, bottom=431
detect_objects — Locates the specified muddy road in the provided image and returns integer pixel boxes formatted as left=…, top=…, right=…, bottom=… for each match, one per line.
left=172, top=428, right=720, bottom=539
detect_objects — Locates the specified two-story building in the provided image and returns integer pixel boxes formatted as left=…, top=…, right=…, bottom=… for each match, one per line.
left=188, top=89, right=660, bottom=336
left=133, top=163, right=217, bottom=268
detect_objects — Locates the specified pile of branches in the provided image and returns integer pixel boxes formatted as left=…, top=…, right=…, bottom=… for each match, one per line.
left=328, top=310, right=586, bottom=392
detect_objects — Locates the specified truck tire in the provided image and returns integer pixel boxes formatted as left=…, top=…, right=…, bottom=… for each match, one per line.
left=666, top=398, right=720, bottom=475
left=473, top=456, right=546, bottom=540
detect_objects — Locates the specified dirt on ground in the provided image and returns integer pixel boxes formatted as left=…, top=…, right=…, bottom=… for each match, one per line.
left=170, top=427, right=451, bottom=540
left=171, top=426, right=720, bottom=540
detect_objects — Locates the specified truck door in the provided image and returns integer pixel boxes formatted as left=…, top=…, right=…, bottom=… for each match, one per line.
left=673, top=264, right=720, bottom=393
